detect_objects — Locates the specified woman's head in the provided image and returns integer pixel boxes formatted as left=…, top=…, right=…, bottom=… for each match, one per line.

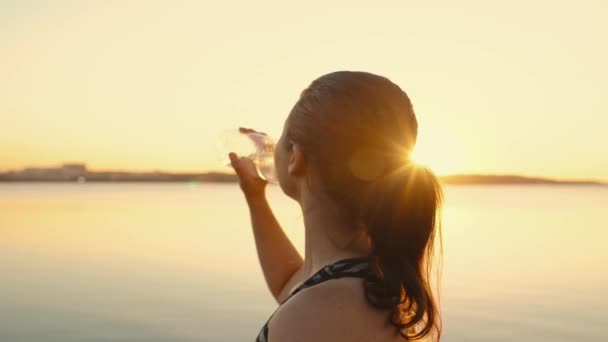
left=275, top=71, right=443, bottom=340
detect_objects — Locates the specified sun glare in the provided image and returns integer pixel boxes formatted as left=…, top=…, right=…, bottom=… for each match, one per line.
left=409, top=147, right=427, bottom=168
left=410, top=145, right=450, bottom=175
left=409, top=140, right=464, bottom=176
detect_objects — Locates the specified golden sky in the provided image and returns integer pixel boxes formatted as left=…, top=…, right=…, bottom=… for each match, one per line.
left=1, top=0, right=607, bottom=180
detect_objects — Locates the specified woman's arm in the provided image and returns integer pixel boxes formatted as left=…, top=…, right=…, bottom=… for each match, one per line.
left=245, top=195, right=303, bottom=302
left=229, top=152, right=303, bottom=302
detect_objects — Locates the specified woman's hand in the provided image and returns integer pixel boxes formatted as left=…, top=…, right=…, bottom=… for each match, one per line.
left=229, top=127, right=269, bottom=200
left=229, top=152, right=267, bottom=200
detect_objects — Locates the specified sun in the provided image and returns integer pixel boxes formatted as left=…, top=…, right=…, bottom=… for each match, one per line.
left=410, top=145, right=447, bottom=175
left=409, top=130, right=466, bottom=176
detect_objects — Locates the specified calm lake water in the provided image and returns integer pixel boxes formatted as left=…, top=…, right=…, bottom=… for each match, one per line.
left=1, top=183, right=606, bottom=341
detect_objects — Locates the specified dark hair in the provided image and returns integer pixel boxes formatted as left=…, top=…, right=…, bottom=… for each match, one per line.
left=286, top=71, right=443, bottom=340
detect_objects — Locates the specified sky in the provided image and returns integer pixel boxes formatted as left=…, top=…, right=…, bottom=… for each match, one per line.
left=1, top=0, right=607, bottom=180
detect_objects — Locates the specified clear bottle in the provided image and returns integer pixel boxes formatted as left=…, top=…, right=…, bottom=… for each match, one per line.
left=216, top=129, right=278, bottom=183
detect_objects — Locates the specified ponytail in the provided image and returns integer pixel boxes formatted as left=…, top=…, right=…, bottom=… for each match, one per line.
left=362, top=164, right=443, bottom=340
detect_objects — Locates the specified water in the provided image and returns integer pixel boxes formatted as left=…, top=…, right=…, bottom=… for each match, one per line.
left=1, top=183, right=606, bottom=341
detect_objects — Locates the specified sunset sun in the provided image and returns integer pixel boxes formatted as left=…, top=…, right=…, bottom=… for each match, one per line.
left=409, top=127, right=465, bottom=176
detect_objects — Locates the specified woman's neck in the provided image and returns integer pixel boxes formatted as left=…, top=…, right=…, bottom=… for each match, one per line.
left=299, top=190, right=370, bottom=277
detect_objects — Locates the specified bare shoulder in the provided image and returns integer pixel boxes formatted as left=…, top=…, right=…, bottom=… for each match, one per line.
left=268, top=277, right=400, bottom=342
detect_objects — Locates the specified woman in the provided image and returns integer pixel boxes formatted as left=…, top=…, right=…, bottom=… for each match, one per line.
left=229, top=71, right=442, bottom=341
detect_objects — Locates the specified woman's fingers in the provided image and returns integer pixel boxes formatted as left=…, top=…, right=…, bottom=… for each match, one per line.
left=229, top=152, right=244, bottom=177
left=229, top=152, right=260, bottom=180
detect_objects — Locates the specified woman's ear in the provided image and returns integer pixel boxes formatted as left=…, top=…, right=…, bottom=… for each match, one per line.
left=287, top=142, right=306, bottom=176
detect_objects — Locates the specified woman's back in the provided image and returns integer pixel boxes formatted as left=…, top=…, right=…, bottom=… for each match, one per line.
left=258, top=258, right=405, bottom=342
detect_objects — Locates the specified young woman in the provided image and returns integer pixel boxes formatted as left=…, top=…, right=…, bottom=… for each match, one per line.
left=229, top=71, right=443, bottom=341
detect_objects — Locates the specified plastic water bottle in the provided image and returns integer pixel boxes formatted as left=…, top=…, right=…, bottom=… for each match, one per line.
left=216, top=129, right=278, bottom=184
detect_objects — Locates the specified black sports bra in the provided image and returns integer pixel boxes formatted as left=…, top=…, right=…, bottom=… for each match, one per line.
left=255, top=257, right=372, bottom=342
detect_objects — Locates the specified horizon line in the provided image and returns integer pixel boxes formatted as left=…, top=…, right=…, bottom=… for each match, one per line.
left=0, top=162, right=606, bottom=184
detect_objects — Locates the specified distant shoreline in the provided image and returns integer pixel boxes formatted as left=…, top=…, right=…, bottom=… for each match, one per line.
left=439, top=174, right=606, bottom=186
left=0, top=164, right=604, bottom=186
left=0, top=180, right=604, bottom=186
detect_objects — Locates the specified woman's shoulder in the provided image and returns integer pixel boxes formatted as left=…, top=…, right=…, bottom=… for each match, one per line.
left=267, top=277, right=399, bottom=342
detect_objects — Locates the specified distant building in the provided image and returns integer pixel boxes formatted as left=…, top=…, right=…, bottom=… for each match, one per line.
left=15, top=163, right=88, bottom=181
left=61, top=163, right=87, bottom=177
